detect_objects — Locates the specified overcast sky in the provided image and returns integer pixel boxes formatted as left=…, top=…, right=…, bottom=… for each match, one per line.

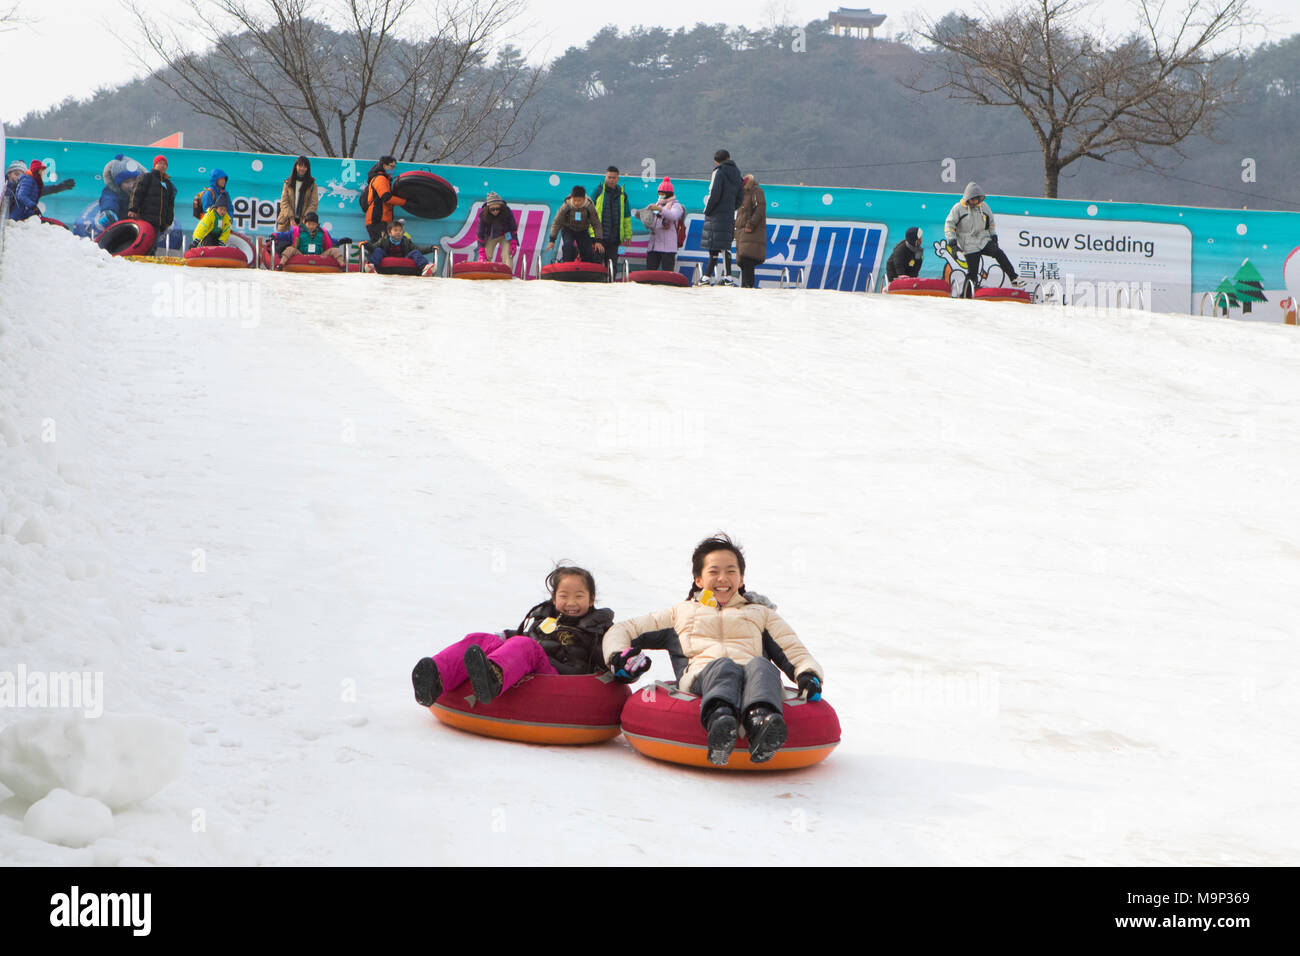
left=3, top=0, right=1296, bottom=126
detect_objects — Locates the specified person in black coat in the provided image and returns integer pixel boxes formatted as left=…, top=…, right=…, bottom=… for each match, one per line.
left=127, top=155, right=177, bottom=238
left=700, top=149, right=743, bottom=283
left=886, top=227, right=925, bottom=283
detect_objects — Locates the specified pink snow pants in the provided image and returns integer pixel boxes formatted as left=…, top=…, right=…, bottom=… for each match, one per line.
left=433, top=632, right=557, bottom=692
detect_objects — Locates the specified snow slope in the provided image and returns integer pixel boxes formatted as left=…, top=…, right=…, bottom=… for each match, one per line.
left=1, top=219, right=1297, bottom=865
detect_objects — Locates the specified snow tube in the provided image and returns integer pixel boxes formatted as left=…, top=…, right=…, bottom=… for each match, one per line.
left=620, top=682, right=840, bottom=771
left=392, top=171, right=458, bottom=220
left=96, top=219, right=156, bottom=257
left=374, top=256, right=422, bottom=276
left=541, top=261, right=608, bottom=283
left=184, top=245, right=248, bottom=268
left=452, top=260, right=513, bottom=280
left=430, top=673, right=631, bottom=745
left=627, top=269, right=689, bottom=287
left=887, top=277, right=951, bottom=297
left=282, top=253, right=342, bottom=274
left=226, top=232, right=256, bottom=267
left=973, top=287, right=1033, bottom=303
left=39, top=217, right=70, bottom=230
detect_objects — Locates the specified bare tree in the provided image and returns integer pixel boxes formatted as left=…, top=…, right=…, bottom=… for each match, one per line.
left=1, top=2, right=32, bottom=31
left=914, top=0, right=1257, bottom=197
left=123, top=0, right=543, bottom=163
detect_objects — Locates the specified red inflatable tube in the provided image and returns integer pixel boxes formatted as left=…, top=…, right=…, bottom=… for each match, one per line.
left=97, top=219, right=157, bottom=257
left=430, top=673, right=631, bottom=745
left=40, top=217, right=70, bottom=230
left=282, top=253, right=342, bottom=274
left=541, top=261, right=608, bottom=282
left=620, top=682, right=840, bottom=771
left=226, top=232, right=255, bottom=267
left=374, top=256, right=421, bottom=276
left=184, top=245, right=248, bottom=268
left=887, top=277, right=952, bottom=297
left=973, top=287, right=1033, bottom=303
left=452, top=260, right=513, bottom=280
left=627, top=269, right=689, bottom=287
left=393, top=170, right=458, bottom=220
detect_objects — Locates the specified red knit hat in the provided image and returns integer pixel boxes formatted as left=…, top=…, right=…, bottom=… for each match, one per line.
left=154, top=154, right=168, bottom=167
left=28, top=160, right=45, bottom=174
left=657, top=177, right=673, bottom=194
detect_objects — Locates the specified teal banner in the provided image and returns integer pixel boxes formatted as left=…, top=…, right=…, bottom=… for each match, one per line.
left=7, top=136, right=1300, bottom=319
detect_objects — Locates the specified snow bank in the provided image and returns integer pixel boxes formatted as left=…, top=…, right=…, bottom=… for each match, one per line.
left=0, top=713, right=185, bottom=809
left=23, top=788, right=114, bottom=847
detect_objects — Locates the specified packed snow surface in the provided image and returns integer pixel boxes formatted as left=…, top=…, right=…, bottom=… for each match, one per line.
left=1, top=218, right=1297, bottom=865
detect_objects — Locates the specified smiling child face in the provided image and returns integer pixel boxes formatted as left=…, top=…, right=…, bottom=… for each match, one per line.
left=552, top=574, right=593, bottom=617
left=694, top=550, right=744, bottom=605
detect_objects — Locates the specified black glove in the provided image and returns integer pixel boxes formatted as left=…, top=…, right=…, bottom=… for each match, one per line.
left=608, top=649, right=650, bottom=683
left=946, top=238, right=958, bottom=256
left=797, top=672, right=822, bottom=701
left=989, top=233, right=1000, bottom=249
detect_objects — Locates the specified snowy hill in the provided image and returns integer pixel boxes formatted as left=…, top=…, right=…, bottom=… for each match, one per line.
left=1, top=220, right=1297, bottom=865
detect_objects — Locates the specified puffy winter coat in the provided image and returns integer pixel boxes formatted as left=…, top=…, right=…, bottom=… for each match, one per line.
left=643, top=197, right=683, bottom=253
left=734, top=176, right=767, bottom=262
left=476, top=204, right=519, bottom=242
left=192, top=207, right=232, bottom=244
left=277, top=175, right=318, bottom=231
left=272, top=224, right=334, bottom=255
left=506, top=601, right=615, bottom=676
left=701, top=159, right=743, bottom=251
left=199, top=169, right=228, bottom=214
left=548, top=198, right=600, bottom=240
left=886, top=235, right=924, bottom=281
left=363, top=164, right=406, bottom=227
left=591, top=182, right=633, bottom=245
left=602, top=590, right=823, bottom=694
left=129, top=170, right=177, bottom=231
left=944, top=181, right=997, bottom=253
left=9, top=172, right=42, bottom=221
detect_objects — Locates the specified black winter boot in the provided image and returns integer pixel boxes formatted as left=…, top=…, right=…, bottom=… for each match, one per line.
left=464, top=643, right=504, bottom=704
left=411, top=657, right=442, bottom=706
left=744, top=705, right=789, bottom=763
left=704, top=703, right=740, bottom=766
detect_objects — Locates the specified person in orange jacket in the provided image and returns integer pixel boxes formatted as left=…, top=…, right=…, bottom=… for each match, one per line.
left=362, top=156, right=407, bottom=243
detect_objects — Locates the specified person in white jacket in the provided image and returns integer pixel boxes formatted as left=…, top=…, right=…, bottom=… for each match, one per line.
left=944, top=181, right=1024, bottom=294
left=603, top=534, right=825, bottom=765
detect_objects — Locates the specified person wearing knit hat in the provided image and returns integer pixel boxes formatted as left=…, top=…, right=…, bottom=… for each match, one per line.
left=4, top=161, right=28, bottom=219
left=885, top=226, right=926, bottom=283
left=475, top=191, right=519, bottom=266
left=128, top=152, right=178, bottom=243
left=6, top=160, right=47, bottom=222
left=640, top=177, right=684, bottom=272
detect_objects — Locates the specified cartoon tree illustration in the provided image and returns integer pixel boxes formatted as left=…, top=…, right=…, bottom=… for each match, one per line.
left=1231, top=258, right=1266, bottom=314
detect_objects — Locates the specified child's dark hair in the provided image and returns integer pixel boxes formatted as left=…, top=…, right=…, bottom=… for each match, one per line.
left=570, top=185, right=586, bottom=199
left=547, top=564, right=596, bottom=602
left=686, top=533, right=746, bottom=598
left=714, top=149, right=730, bottom=163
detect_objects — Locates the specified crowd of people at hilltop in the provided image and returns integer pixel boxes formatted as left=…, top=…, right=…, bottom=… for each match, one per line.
left=6, top=144, right=1024, bottom=292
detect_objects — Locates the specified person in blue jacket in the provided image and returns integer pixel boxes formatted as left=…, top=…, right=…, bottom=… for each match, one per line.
left=72, top=155, right=144, bottom=237
left=8, top=160, right=47, bottom=221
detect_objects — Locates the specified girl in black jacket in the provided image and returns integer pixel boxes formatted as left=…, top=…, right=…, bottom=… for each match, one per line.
left=411, top=565, right=619, bottom=706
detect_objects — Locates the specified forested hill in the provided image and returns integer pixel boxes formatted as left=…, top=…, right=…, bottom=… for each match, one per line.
left=11, top=20, right=1300, bottom=210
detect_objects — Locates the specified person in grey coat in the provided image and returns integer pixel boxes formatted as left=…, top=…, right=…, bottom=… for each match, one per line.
left=944, top=182, right=1024, bottom=295
left=700, top=149, right=743, bottom=284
